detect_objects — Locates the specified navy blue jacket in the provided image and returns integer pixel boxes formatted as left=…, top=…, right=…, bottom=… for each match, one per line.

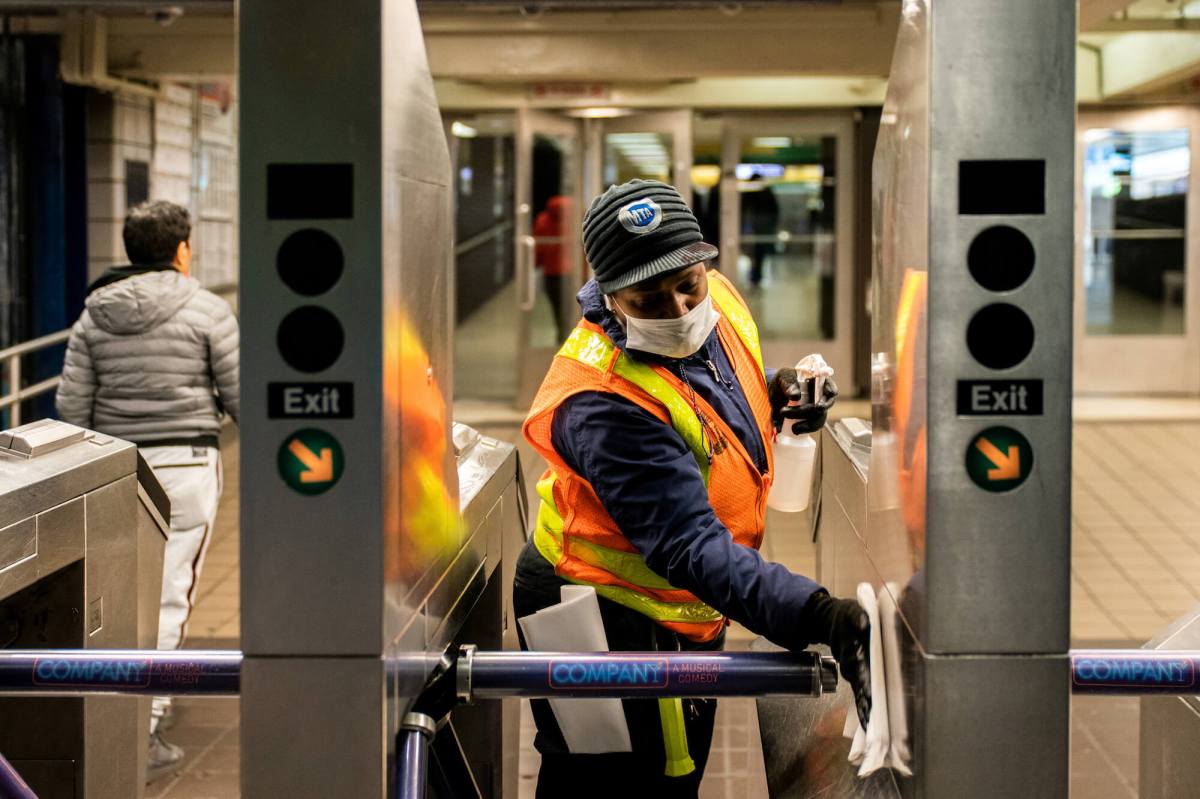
left=549, top=280, right=824, bottom=651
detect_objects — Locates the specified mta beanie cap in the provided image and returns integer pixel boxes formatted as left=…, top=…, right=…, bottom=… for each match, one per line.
left=582, top=179, right=718, bottom=294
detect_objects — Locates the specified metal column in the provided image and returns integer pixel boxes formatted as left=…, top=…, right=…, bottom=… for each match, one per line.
left=870, top=0, right=1075, bottom=795
left=239, top=0, right=456, bottom=795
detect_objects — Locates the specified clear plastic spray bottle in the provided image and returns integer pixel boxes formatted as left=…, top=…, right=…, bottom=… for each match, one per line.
left=767, top=355, right=833, bottom=513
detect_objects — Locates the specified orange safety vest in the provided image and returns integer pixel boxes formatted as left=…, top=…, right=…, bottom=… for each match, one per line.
left=522, top=270, right=775, bottom=643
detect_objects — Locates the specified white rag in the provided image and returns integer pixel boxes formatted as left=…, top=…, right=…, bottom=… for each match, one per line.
left=880, top=583, right=912, bottom=775
left=518, top=585, right=632, bottom=753
left=844, top=582, right=890, bottom=775
left=843, top=581, right=914, bottom=777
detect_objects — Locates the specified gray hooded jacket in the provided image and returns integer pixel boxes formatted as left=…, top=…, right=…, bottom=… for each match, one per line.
left=55, top=269, right=239, bottom=443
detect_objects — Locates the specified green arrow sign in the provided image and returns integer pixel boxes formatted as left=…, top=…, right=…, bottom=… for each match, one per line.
left=965, top=426, right=1033, bottom=492
left=277, top=428, right=344, bottom=495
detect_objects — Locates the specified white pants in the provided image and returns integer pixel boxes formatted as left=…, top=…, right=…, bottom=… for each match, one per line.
left=141, top=444, right=223, bottom=733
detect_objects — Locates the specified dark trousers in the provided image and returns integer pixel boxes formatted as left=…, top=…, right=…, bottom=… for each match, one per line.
left=513, top=539, right=723, bottom=799
left=541, top=273, right=572, bottom=344
left=749, top=244, right=772, bottom=287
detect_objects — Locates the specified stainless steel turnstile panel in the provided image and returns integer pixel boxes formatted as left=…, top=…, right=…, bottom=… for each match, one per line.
left=923, top=0, right=1074, bottom=656
left=0, top=420, right=167, bottom=799
left=240, top=0, right=481, bottom=793
left=861, top=1, right=1075, bottom=794
left=1140, top=604, right=1200, bottom=799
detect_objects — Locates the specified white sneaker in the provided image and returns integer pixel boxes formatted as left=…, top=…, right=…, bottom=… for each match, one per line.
left=146, top=731, right=184, bottom=784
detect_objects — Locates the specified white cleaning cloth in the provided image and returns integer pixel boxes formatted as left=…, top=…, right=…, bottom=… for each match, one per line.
left=880, top=583, right=912, bottom=775
left=843, top=582, right=890, bottom=776
left=518, top=585, right=632, bottom=753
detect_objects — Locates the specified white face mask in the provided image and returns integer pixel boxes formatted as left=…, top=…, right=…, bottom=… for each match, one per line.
left=608, top=292, right=720, bottom=359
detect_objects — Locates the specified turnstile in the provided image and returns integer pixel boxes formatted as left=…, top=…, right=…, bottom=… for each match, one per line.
left=0, top=419, right=167, bottom=798
left=1140, top=605, right=1200, bottom=799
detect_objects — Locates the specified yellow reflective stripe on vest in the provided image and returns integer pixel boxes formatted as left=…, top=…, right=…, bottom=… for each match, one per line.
left=708, top=277, right=764, bottom=375
left=556, top=328, right=710, bottom=486
left=558, top=327, right=618, bottom=371
left=611, top=354, right=710, bottom=486
left=659, top=698, right=696, bottom=777
left=533, top=471, right=722, bottom=625
left=534, top=524, right=723, bottom=624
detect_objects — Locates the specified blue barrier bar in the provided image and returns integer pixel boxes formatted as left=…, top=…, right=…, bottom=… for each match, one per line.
left=0, top=648, right=1196, bottom=699
left=0, top=650, right=241, bottom=697
left=396, top=714, right=435, bottom=799
left=0, top=751, right=36, bottom=799
left=1071, top=650, right=1199, bottom=695
left=459, top=648, right=839, bottom=700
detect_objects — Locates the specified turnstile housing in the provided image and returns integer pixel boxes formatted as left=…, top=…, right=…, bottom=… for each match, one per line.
left=0, top=419, right=167, bottom=798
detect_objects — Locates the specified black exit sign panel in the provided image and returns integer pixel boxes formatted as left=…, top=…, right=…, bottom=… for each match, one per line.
left=268, top=382, right=354, bottom=419
left=957, top=379, right=1043, bottom=416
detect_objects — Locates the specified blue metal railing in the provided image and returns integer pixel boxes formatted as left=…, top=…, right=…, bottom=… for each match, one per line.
left=0, top=646, right=1196, bottom=799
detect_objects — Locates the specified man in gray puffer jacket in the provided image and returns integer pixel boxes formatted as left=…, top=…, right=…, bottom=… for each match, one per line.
left=56, top=200, right=238, bottom=781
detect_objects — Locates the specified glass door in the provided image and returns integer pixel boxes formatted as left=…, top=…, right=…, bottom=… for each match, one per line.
left=515, top=109, right=584, bottom=407
left=1075, top=108, right=1200, bottom=394
left=596, top=110, right=693, bottom=198
left=719, top=115, right=856, bottom=391
left=446, top=113, right=519, bottom=403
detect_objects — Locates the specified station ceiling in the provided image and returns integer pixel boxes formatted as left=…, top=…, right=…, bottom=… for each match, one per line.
left=6, top=0, right=1200, bottom=105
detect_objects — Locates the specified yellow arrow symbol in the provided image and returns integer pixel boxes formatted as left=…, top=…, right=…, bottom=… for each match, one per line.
left=975, top=437, right=1020, bottom=481
left=288, top=439, right=334, bottom=483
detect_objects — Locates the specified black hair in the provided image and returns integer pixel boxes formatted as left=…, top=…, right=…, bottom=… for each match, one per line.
left=123, top=200, right=191, bottom=265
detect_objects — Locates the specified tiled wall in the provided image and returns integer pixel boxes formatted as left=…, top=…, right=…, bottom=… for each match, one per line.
left=193, top=91, right=239, bottom=295
left=153, top=84, right=194, bottom=207
left=86, top=91, right=153, bottom=282
left=85, top=84, right=239, bottom=305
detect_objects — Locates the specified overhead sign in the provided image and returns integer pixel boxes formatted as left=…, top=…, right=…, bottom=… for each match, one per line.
left=530, top=82, right=610, bottom=102
left=268, top=382, right=354, bottom=419
left=957, top=380, right=1043, bottom=416
left=965, top=426, right=1033, bottom=492
left=277, top=428, right=344, bottom=495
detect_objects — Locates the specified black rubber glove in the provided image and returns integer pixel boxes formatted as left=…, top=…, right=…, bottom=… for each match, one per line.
left=768, top=368, right=839, bottom=435
left=800, top=590, right=871, bottom=729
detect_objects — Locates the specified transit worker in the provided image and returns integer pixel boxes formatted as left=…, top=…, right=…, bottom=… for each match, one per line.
left=55, top=200, right=239, bottom=782
left=515, top=179, right=871, bottom=797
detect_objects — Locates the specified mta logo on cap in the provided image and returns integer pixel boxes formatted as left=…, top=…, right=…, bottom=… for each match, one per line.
left=618, top=198, right=662, bottom=234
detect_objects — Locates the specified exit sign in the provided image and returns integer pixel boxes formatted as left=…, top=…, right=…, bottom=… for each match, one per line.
left=956, top=379, right=1043, bottom=416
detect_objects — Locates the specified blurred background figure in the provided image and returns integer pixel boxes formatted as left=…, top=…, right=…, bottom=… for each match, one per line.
left=741, top=172, right=779, bottom=289
left=534, top=194, right=576, bottom=343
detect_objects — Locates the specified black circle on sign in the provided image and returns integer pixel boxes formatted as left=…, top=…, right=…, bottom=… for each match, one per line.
left=967, top=226, right=1035, bottom=292
left=277, top=229, right=344, bottom=296
left=277, top=306, right=344, bottom=373
left=967, top=304, right=1034, bottom=370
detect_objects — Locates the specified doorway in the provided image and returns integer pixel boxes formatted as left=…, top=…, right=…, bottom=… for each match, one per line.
left=446, top=108, right=860, bottom=406
left=1075, top=107, right=1200, bottom=395
left=719, top=115, right=856, bottom=391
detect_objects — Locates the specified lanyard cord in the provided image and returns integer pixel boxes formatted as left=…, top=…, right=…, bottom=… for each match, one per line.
left=674, top=361, right=727, bottom=462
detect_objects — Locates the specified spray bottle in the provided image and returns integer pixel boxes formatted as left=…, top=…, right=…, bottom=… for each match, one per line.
left=767, top=355, right=834, bottom=513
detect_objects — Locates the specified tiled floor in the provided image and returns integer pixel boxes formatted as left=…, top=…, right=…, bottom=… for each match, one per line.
left=1072, top=423, right=1200, bottom=644
left=154, top=415, right=1200, bottom=797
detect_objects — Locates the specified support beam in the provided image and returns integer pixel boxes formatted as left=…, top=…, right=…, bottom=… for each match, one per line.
left=1093, top=17, right=1200, bottom=33
left=1079, top=0, right=1136, bottom=32
left=422, top=5, right=900, bottom=80
left=1103, top=32, right=1200, bottom=98
left=107, top=16, right=235, bottom=79
left=435, top=76, right=887, bottom=110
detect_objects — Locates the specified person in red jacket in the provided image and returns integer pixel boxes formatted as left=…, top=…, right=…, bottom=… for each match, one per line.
left=534, top=194, right=576, bottom=343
